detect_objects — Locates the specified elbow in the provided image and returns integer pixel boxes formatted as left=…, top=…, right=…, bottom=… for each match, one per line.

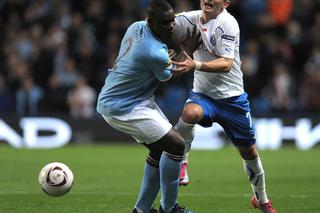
left=222, top=59, right=233, bottom=72
left=221, top=65, right=232, bottom=73
left=220, top=64, right=232, bottom=73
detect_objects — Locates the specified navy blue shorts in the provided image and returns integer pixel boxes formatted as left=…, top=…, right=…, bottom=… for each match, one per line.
left=186, top=91, right=256, bottom=147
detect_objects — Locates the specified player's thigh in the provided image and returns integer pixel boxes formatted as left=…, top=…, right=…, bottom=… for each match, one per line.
left=216, top=98, right=255, bottom=147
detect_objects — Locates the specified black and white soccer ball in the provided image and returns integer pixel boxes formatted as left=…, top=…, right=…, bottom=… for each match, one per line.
left=38, top=162, right=74, bottom=197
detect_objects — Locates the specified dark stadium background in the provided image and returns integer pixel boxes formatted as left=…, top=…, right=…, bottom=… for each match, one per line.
left=0, top=0, right=320, bottom=147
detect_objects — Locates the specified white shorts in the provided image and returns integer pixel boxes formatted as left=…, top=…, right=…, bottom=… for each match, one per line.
left=102, top=99, right=172, bottom=144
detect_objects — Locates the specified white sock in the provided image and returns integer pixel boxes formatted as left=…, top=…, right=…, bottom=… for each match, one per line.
left=243, top=156, right=269, bottom=204
left=175, top=118, right=195, bottom=163
left=182, top=152, right=189, bottom=163
left=175, top=118, right=195, bottom=143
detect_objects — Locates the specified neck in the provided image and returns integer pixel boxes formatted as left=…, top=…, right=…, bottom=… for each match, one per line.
left=148, top=22, right=158, bottom=37
left=148, top=23, right=166, bottom=43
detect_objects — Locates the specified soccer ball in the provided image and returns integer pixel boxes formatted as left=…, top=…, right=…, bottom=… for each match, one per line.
left=38, top=162, right=74, bottom=197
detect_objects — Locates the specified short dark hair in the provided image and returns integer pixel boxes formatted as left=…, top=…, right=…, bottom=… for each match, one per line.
left=147, top=0, right=173, bottom=19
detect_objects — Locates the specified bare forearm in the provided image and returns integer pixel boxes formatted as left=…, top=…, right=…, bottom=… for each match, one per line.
left=198, top=58, right=233, bottom=73
left=172, top=52, right=234, bottom=75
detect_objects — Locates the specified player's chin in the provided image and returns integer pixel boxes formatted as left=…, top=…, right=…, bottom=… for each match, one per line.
left=166, top=32, right=173, bottom=39
left=168, top=29, right=174, bottom=35
left=203, top=8, right=215, bottom=14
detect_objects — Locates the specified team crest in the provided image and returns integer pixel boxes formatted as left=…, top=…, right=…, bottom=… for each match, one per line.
left=210, top=36, right=216, bottom=46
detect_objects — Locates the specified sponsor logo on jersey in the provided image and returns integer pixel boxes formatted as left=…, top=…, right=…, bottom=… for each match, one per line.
left=221, top=34, right=235, bottom=41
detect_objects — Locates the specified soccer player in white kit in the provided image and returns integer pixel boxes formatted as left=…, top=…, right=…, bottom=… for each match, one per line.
left=172, top=0, right=277, bottom=213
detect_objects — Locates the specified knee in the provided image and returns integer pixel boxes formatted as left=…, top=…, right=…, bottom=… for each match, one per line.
left=147, top=148, right=162, bottom=167
left=173, top=137, right=185, bottom=156
left=169, top=133, right=185, bottom=157
left=181, top=103, right=203, bottom=124
left=161, top=129, right=185, bottom=158
left=148, top=148, right=162, bottom=162
left=239, top=145, right=259, bottom=160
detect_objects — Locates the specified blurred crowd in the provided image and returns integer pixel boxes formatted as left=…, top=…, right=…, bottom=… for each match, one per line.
left=0, top=0, right=320, bottom=118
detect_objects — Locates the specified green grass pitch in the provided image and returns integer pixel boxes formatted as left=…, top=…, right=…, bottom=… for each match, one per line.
left=0, top=144, right=320, bottom=213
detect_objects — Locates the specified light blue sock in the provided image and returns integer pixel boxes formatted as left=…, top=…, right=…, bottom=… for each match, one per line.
left=135, top=163, right=160, bottom=212
left=160, top=153, right=181, bottom=213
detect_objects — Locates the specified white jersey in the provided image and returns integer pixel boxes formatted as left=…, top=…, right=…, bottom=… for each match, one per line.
left=175, top=10, right=244, bottom=99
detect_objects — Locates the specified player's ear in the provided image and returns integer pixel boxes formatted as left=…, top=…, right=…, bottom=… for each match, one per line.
left=224, top=0, right=230, bottom=8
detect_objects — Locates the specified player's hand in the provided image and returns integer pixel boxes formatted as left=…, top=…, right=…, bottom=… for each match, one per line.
left=172, top=51, right=195, bottom=75
left=181, top=25, right=202, bottom=55
left=168, top=49, right=176, bottom=60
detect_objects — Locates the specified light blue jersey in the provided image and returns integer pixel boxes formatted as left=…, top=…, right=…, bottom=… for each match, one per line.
left=97, top=21, right=173, bottom=116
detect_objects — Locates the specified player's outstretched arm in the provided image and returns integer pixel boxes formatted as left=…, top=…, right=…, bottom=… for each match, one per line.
left=172, top=51, right=233, bottom=74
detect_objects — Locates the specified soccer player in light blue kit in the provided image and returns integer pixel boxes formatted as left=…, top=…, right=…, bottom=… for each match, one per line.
left=96, top=0, right=194, bottom=213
